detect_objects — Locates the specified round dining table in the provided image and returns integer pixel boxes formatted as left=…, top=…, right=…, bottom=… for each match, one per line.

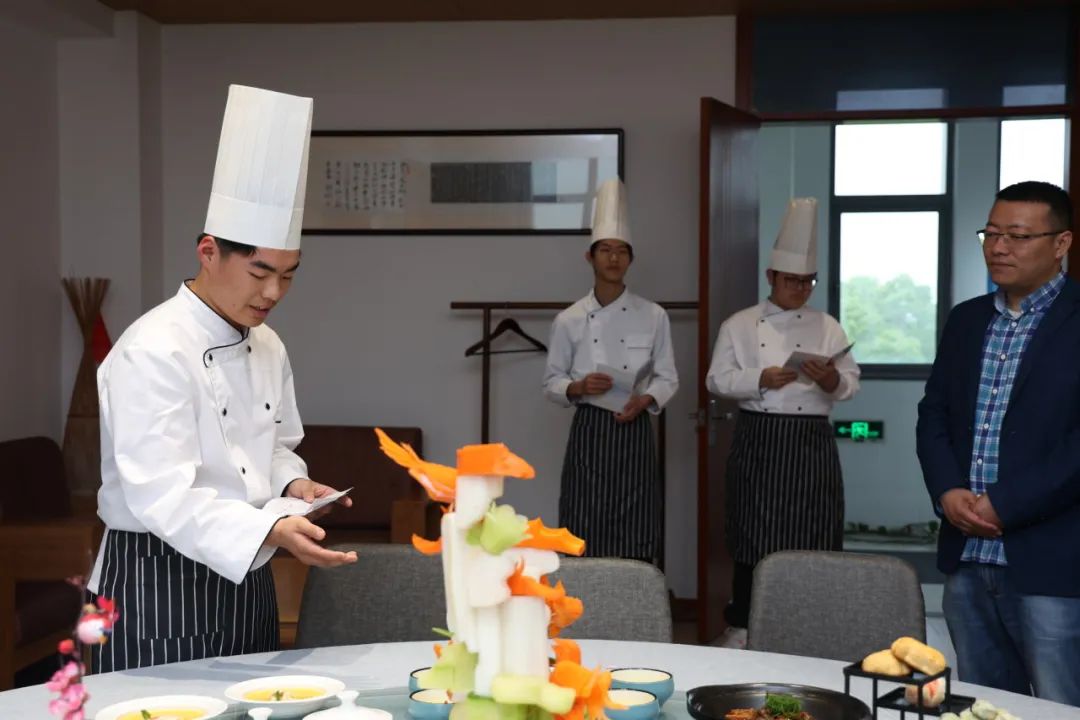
left=4, top=640, right=1077, bottom=719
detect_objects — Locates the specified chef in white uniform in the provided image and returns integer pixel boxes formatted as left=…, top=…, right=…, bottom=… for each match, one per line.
left=706, top=198, right=859, bottom=647
left=88, top=85, right=356, bottom=672
left=542, top=178, right=678, bottom=562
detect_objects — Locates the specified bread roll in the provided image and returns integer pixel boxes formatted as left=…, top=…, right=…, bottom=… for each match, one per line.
left=861, top=649, right=912, bottom=676
left=904, top=678, right=946, bottom=708
left=891, top=636, right=947, bottom=675
left=971, top=700, right=999, bottom=720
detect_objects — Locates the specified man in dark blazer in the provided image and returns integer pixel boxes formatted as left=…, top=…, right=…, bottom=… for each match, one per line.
left=917, top=180, right=1079, bottom=706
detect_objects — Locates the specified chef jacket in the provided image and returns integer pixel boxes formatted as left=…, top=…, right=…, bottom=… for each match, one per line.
left=89, top=283, right=307, bottom=590
left=707, top=300, right=859, bottom=415
left=542, top=289, right=678, bottom=413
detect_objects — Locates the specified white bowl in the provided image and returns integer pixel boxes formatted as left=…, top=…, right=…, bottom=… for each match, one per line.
left=224, top=675, right=346, bottom=719
left=94, top=694, right=228, bottom=720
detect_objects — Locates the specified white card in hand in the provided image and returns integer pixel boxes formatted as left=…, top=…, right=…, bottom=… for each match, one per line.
left=782, top=343, right=854, bottom=380
left=262, top=487, right=352, bottom=517
left=592, top=362, right=653, bottom=414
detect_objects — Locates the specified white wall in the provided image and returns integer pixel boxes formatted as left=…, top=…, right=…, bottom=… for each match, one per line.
left=156, top=18, right=736, bottom=597
left=0, top=18, right=62, bottom=442
left=57, top=12, right=143, bottom=425
left=757, top=120, right=1007, bottom=530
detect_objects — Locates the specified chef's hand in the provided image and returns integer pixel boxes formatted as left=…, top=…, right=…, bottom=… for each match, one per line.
left=759, top=367, right=798, bottom=390
left=568, top=373, right=614, bottom=398
left=802, top=359, right=840, bottom=392
left=940, top=488, right=1001, bottom=538
left=285, top=478, right=353, bottom=520
left=615, top=394, right=654, bottom=424
left=268, top=516, right=359, bottom=568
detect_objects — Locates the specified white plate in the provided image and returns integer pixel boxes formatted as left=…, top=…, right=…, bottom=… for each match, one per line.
left=94, top=694, right=228, bottom=720
left=224, top=675, right=345, bottom=719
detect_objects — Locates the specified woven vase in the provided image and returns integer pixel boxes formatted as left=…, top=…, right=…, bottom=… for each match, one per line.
left=61, top=277, right=110, bottom=496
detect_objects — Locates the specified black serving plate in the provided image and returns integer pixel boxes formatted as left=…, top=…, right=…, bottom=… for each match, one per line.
left=687, top=683, right=874, bottom=720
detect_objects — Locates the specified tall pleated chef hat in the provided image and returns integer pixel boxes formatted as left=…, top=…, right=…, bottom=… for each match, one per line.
left=769, top=197, right=818, bottom=275
left=204, top=84, right=313, bottom=251
left=590, top=177, right=632, bottom=248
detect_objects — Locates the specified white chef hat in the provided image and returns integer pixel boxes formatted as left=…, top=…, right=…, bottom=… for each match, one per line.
left=769, top=198, right=818, bottom=275
left=204, top=84, right=313, bottom=251
left=590, top=177, right=632, bottom=248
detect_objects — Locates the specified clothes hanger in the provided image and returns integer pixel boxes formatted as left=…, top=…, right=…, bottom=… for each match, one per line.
left=464, top=317, right=548, bottom=356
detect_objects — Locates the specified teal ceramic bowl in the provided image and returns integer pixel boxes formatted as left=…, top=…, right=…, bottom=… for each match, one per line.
left=606, top=688, right=660, bottom=720
left=408, top=689, right=453, bottom=720
left=610, top=668, right=675, bottom=707
left=409, top=668, right=431, bottom=693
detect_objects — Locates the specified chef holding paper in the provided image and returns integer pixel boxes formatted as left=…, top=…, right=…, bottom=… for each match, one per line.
left=542, top=178, right=678, bottom=563
left=706, top=197, right=860, bottom=647
left=87, top=85, right=355, bottom=672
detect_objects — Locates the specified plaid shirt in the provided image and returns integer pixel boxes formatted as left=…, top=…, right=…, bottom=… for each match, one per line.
left=963, top=272, right=1066, bottom=565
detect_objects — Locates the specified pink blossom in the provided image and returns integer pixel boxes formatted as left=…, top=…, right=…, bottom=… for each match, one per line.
left=48, top=682, right=88, bottom=717
left=45, top=662, right=81, bottom=693
left=48, top=594, right=117, bottom=718
left=60, top=683, right=87, bottom=706
left=75, top=616, right=107, bottom=645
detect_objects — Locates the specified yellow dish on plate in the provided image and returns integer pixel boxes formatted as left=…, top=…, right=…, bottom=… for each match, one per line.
left=224, top=674, right=345, bottom=718
left=243, top=688, right=327, bottom=702
left=93, top=696, right=227, bottom=720
left=117, top=711, right=206, bottom=720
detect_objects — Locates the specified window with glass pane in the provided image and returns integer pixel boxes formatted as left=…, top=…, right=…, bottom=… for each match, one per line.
left=838, top=212, right=940, bottom=365
left=835, top=123, right=948, bottom=196
left=831, top=120, right=950, bottom=375
left=999, top=118, right=1067, bottom=190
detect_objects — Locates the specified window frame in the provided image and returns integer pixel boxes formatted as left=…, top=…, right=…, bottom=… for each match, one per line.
left=827, top=121, right=954, bottom=380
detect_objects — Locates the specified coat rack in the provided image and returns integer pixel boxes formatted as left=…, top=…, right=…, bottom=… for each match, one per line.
left=452, top=300, right=698, bottom=567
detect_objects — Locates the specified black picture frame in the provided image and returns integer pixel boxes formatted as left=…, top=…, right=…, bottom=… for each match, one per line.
left=303, top=128, right=625, bottom=235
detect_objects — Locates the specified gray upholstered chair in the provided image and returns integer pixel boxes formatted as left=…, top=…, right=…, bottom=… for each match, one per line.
left=549, top=557, right=671, bottom=643
left=747, top=550, right=925, bottom=662
left=294, top=543, right=445, bottom=648
left=294, top=548, right=672, bottom=648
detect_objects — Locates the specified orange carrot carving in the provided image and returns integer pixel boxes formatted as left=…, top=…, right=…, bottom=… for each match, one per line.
left=376, top=428, right=457, bottom=503
left=412, top=534, right=442, bottom=555
left=516, top=518, right=585, bottom=556
left=552, top=638, right=581, bottom=665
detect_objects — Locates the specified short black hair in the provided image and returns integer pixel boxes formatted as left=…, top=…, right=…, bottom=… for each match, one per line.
left=196, top=233, right=257, bottom=257
left=996, top=181, right=1072, bottom=231
left=589, top=240, right=634, bottom=261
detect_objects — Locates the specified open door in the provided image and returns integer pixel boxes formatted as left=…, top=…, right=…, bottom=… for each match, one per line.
left=696, top=97, right=761, bottom=644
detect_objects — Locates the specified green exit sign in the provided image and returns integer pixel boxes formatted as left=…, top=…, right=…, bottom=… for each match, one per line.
left=834, top=420, right=884, bottom=441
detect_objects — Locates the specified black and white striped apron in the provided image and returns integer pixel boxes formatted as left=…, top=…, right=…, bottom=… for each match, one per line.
left=558, top=404, right=661, bottom=561
left=88, top=529, right=278, bottom=673
left=725, top=410, right=844, bottom=566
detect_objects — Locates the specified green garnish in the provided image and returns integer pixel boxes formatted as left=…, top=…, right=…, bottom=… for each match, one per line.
left=764, top=693, right=802, bottom=718
left=141, top=711, right=152, bottom=720
left=432, top=627, right=454, bottom=639
left=273, top=690, right=284, bottom=701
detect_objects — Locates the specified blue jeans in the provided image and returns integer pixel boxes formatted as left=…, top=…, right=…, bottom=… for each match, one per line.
left=944, top=563, right=1080, bottom=707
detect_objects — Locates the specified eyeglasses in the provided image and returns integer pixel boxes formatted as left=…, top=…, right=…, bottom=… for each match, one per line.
left=776, top=273, right=818, bottom=289
left=976, top=229, right=1066, bottom=247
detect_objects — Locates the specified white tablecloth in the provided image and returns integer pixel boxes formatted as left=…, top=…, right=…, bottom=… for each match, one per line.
left=3, top=640, right=1077, bottom=719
